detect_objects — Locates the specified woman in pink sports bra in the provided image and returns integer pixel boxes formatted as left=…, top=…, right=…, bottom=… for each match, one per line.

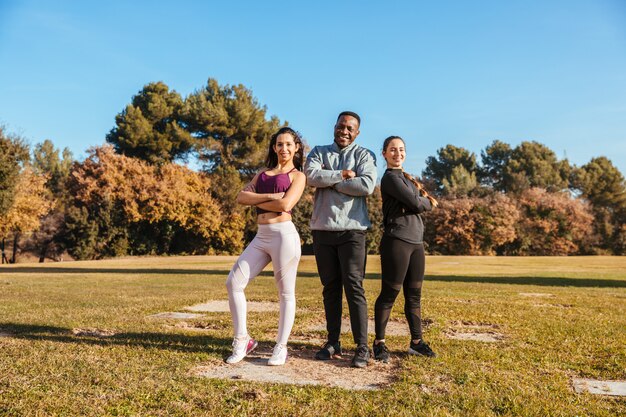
left=225, top=127, right=306, bottom=366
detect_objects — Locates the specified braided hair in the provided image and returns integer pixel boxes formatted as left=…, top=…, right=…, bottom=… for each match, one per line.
left=382, top=136, right=438, bottom=208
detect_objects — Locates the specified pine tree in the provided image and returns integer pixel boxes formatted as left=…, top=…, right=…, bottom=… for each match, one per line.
left=106, top=82, right=194, bottom=164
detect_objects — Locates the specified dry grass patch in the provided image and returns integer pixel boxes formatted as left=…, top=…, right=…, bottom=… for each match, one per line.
left=147, top=312, right=205, bottom=319
left=532, top=302, right=574, bottom=308
left=444, top=321, right=505, bottom=342
left=71, top=328, right=117, bottom=338
left=168, top=320, right=229, bottom=332
left=306, top=317, right=432, bottom=337
left=449, top=320, right=500, bottom=330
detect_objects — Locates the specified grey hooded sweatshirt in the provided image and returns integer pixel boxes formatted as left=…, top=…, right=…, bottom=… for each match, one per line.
left=305, top=141, right=377, bottom=231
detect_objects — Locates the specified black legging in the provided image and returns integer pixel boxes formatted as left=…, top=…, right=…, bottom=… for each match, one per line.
left=374, top=235, right=425, bottom=341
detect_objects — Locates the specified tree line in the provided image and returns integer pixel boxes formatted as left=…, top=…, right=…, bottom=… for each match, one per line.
left=1, top=78, right=625, bottom=262
left=421, top=142, right=625, bottom=255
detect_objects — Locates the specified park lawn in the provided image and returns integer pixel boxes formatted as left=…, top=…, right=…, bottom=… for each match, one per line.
left=0, top=256, right=625, bottom=416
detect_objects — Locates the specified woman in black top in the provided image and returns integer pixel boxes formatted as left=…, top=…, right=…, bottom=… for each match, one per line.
left=373, top=136, right=438, bottom=362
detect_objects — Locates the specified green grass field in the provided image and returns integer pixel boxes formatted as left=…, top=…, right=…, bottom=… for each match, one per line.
left=1, top=256, right=625, bottom=416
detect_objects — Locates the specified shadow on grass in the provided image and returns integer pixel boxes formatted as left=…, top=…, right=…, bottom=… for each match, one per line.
left=0, top=322, right=232, bottom=355
left=413, top=274, right=626, bottom=288
left=3, top=266, right=624, bottom=288
left=0, top=267, right=320, bottom=278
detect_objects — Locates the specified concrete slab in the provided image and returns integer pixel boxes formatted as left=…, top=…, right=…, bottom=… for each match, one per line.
left=148, top=312, right=205, bottom=319
left=445, top=331, right=504, bottom=343
left=192, top=345, right=397, bottom=390
left=519, top=292, right=554, bottom=298
left=572, top=378, right=626, bottom=397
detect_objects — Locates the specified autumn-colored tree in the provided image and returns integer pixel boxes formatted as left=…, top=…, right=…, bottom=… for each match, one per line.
left=424, top=197, right=478, bottom=255
left=425, top=188, right=594, bottom=256
left=504, top=188, right=595, bottom=255
left=206, top=163, right=255, bottom=248
left=423, top=194, right=519, bottom=255
left=154, top=162, right=244, bottom=254
left=65, top=146, right=242, bottom=259
left=0, top=127, right=30, bottom=216
left=0, top=167, right=53, bottom=262
left=472, top=194, right=520, bottom=254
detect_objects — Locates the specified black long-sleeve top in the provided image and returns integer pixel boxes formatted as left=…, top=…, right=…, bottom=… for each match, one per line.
left=381, top=168, right=433, bottom=244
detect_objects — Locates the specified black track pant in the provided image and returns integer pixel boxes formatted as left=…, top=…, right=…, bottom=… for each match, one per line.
left=375, top=235, right=425, bottom=341
left=313, top=230, right=368, bottom=346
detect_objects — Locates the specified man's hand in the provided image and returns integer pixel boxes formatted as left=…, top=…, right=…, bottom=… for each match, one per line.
left=341, top=170, right=356, bottom=180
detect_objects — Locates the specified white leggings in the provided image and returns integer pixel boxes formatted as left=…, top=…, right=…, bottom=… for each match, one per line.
left=226, top=221, right=301, bottom=345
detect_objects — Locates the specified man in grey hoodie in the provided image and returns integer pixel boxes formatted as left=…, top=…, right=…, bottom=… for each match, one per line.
left=304, top=111, right=377, bottom=368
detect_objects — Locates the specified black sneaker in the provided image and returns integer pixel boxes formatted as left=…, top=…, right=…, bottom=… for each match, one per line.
left=373, top=341, right=390, bottom=363
left=351, top=344, right=370, bottom=368
left=408, top=340, right=436, bottom=358
left=315, top=341, right=342, bottom=360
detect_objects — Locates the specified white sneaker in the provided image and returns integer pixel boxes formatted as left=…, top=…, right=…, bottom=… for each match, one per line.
left=267, top=343, right=288, bottom=366
left=226, top=336, right=257, bottom=364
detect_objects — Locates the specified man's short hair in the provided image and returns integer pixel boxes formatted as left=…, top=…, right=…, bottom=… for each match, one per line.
left=337, top=111, right=361, bottom=126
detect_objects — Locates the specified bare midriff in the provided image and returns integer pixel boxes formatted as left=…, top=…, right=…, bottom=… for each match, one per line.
left=257, top=211, right=292, bottom=225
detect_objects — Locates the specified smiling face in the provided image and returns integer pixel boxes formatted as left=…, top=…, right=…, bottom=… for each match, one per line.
left=273, top=132, right=300, bottom=165
left=382, top=138, right=406, bottom=169
left=333, top=115, right=360, bottom=149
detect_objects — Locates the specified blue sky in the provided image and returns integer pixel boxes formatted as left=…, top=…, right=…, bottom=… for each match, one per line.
left=1, top=0, right=625, bottom=177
